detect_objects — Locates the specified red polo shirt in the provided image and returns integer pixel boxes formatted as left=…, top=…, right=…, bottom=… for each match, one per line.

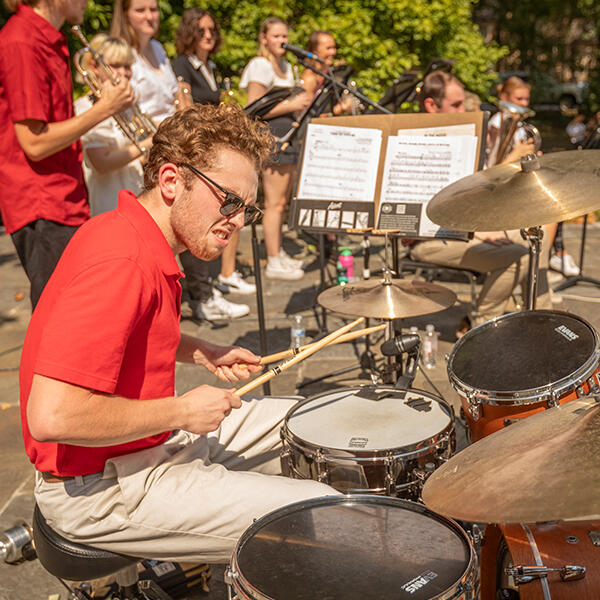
left=20, top=191, right=183, bottom=476
left=0, top=4, right=89, bottom=234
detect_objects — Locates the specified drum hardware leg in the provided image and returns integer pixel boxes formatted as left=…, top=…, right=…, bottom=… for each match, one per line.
left=280, top=447, right=292, bottom=478
left=224, top=568, right=237, bottom=600
left=520, top=225, right=543, bottom=311
left=505, top=564, right=586, bottom=584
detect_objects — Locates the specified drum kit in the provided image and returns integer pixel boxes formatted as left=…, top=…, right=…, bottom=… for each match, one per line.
left=227, top=150, right=600, bottom=599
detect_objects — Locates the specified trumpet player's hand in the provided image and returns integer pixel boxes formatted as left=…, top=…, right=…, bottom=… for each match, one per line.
left=97, top=78, right=136, bottom=119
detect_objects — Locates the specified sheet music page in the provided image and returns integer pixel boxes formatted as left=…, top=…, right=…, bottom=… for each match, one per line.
left=377, top=135, right=478, bottom=237
left=397, top=123, right=476, bottom=138
left=297, top=123, right=382, bottom=202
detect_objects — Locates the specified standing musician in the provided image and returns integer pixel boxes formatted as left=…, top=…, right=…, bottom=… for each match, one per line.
left=74, top=34, right=151, bottom=216
left=171, top=8, right=255, bottom=320
left=408, top=71, right=553, bottom=336
left=240, top=17, right=311, bottom=281
left=0, top=0, right=135, bottom=308
left=21, top=103, right=335, bottom=562
left=301, top=30, right=353, bottom=116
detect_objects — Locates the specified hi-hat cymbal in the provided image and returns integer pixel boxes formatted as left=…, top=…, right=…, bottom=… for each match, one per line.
left=427, top=150, right=600, bottom=232
left=421, top=397, right=600, bottom=523
left=317, top=277, right=456, bottom=319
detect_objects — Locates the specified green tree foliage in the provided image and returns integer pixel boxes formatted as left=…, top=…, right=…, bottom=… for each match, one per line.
left=2, top=0, right=505, bottom=104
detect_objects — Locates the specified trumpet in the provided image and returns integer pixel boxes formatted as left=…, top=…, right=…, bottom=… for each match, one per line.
left=71, top=26, right=157, bottom=152
left=487, top=100, right=542, bottom=166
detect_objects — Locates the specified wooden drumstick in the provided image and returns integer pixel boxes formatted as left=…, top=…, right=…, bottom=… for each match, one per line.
left=235, top=317, right=365, bottom=396
left=259, top=323, right=386, bottom=365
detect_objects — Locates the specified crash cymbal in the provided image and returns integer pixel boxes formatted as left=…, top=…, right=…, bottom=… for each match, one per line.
left=317, top=276, right=456, bottom=319
left=427, top=150, right=600, bottom=232
left=421, top=397, right=600, bottom=523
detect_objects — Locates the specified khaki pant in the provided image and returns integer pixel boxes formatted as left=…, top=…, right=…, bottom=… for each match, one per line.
left=35, top=396, right=337, bottom=563
left=410, top=230, right=552, bottom=326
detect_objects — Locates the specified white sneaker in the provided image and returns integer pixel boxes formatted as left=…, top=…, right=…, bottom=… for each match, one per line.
left=550, top=253, right=580, bottom=277
left=217, top=271, right=256, bottom=295
left=265, top=255, right=304, bottom=280
left=279, top=248, right=305, bottom=269
left=195, top=289, right=249, bottom=320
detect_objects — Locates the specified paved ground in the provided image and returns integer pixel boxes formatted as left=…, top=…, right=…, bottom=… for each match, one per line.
left=2, top=218, right=600, bottom=599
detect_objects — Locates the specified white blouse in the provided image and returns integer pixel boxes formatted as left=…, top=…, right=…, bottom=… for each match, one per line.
left=74, top=95, right=144, bottom=217
left=239, top=56, right=294, bottom=91
left=131, top=39, right=178, bottom=123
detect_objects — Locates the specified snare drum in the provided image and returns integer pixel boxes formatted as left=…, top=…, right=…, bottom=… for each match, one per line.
left=280, top=386, right=455, bottom=498
left=448, top=310, right=600, bottom=441
left=226, top=495, right=479, bottom=600
left=481, top=521, right=600, bottom=600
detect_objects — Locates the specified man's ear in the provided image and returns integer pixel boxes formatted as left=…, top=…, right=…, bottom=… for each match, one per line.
left=157, top=163, right=179, bottom=206
left=423, top=97, right=438, bottom=114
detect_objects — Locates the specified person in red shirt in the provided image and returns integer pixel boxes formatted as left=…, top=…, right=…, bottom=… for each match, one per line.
left=21, top=103, right=335, bottom=562
left=0, top=0, right=135, bottom=308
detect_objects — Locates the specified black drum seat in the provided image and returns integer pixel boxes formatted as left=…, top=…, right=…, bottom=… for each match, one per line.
left=32, top=505, right=138, bottom=581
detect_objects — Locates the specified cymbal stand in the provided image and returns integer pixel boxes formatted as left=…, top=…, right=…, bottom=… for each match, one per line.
left=520, top=225, right=543, bottom=310
left=553, top=214, right=600, bottom=292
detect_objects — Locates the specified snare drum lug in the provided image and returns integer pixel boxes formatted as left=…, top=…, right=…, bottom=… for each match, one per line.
left=589, top=377, right=600, bottom=395
left=315, top=450, right=328, bottom=484
left=588, top=530, right=600, bottom=546
left=466, top=393, right=481, bottom=421
left=384, top=456, right=395, bottom=496
left=280, top=448, right=291, bottom=478
left=576, top=384, right=586, bottom=397
left=547, top=390, right=559, bottom=408
left=469, top=523, right=483, bottom=553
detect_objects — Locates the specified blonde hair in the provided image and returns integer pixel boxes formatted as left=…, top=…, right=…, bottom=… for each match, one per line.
left=257, top=17, right=287, bottom=61
left=110, top=0, right=158, bottom=51
left=498, top=76, right=530, bottom=99
left=463, top=91, right=481, bottom=112
left=76, top=34, right=134, bottom=85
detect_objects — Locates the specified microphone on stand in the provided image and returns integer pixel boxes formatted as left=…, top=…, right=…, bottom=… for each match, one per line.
left=282, top=43, right=327, bottom=65
left=381, top=334, right=421, bottom=357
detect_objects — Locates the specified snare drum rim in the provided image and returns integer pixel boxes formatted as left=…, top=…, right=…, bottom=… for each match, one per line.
left=228, top=494, right=478, bottom=600
left=447, top=310, right=600, bottom=406
left=281, top=386, right=455, bottom=460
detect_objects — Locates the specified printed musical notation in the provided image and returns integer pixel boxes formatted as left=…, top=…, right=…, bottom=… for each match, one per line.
left=378, top=135, right=477, bottom=237
left=297, top=124, right=382, bottom=202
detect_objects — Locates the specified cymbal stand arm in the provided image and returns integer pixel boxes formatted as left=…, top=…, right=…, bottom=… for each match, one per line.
left=521, top=225, right=543, bottom=310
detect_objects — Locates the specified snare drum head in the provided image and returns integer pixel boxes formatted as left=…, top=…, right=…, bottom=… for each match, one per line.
left=449, top=310, right=598, bottom=393
left=286, top=387, right=451, bottom=451
left=234, top=495, right=472, bottom=600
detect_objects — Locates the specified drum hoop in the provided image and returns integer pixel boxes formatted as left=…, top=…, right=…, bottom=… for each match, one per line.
left=229, top=495, right=478, bottom=600
left=282, top=386, right=455, bottom=457
left=447, top=310, right=600, bottom=406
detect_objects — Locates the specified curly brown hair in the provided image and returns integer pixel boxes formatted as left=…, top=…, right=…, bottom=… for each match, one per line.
left=143, top=103, right=274, bottom=190
left=175, top=8, right=221, bottom=57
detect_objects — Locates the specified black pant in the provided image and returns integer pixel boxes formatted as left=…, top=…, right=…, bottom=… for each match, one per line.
left=179, top=250, right=212, bottom=303
left=11, top=219, right=79, bottom=309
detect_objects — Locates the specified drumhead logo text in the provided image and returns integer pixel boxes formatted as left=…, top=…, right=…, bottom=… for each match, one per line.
left=400, top=570, right=438, bottom=594
left=555, top=325, right=579, bottom=341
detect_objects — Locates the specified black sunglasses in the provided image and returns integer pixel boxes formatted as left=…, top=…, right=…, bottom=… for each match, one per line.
left=179, top=163, right=262, bottom=226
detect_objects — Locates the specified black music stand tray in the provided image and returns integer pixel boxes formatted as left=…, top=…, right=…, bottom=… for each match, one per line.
left=553, top=215, right=600, bottom=292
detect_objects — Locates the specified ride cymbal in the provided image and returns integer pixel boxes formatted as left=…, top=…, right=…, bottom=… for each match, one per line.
left=421, top=397, right=600, bottom=523
left=317, top=277, right=456, bottom=319
left=427, top=150, right=600, bottom=232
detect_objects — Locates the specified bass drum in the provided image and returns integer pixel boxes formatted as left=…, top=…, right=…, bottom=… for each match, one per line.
left=447, top=310, right=600, bottom=441
left=280, top=386, right=455, bottom=498
left=226, top=495, right=479, bottom=600
left=480, top=521, right=600, bottom=600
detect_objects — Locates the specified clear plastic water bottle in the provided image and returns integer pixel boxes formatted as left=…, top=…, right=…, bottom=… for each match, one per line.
left=290, top=315, right=306, bottom=349
left=422, top=324, right=438, bottom=369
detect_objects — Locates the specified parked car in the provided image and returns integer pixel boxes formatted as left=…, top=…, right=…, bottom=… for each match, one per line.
left=495, top=70, right=589, bottom=113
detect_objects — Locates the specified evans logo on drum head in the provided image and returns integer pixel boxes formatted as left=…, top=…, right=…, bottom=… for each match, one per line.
left=348, top=437, right=368, bottom=448
left=555, top=325, right=579, bottom=341
left=400, top=570, right=438, bottom=595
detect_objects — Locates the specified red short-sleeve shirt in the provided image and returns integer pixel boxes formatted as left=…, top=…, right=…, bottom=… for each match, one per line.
left=0, top=5, right=89, bottom=234
left=20, top=191, right=183, bottom=476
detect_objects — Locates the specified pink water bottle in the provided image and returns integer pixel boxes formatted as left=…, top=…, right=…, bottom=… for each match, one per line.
left=338, top=248, right=354, bottom=281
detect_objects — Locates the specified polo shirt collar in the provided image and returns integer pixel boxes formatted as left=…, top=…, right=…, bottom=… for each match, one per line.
left=117, top=190, right=182, bottom=278
left=187, top=55, right=215, bottom=71
left=18, top=4, right=64, bottom=46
